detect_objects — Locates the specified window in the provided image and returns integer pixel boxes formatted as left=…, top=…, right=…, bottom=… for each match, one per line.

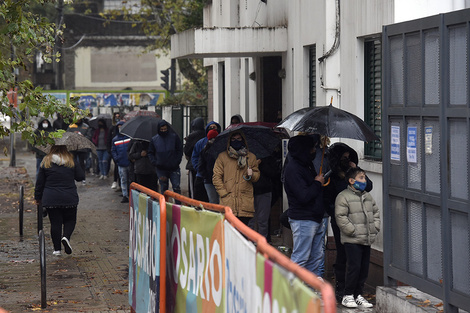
left=309, top=45, right=316, bottom=107
left=364, top=39, right=382, bottom=159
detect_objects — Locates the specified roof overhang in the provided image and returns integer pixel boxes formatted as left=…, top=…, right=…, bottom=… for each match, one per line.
left=170, top=27, right=287, bottom=59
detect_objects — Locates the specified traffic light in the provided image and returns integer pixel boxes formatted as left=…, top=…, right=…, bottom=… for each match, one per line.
left=160, top=69, right=170, bottom=91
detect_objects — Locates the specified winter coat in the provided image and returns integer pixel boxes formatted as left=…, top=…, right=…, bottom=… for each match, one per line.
left=184, top=117, right=206, bottom=171
left=191, top=121, right=221, bottom=177
left=32, top=118, right=54, bottom=158
left=284, top=136, right=324, bottom=223
left=92, top=127, right=109, bottom=150
left=212, top=132, right=260, bottom=217
left=148, top=120, right=183, bottom=171
left=127, top=140, right=155, bottom=175
left=111, top=132, right=131, bottom=167
left=253, top=155, right=280, bottom=195
left=198, top=138, right=217, bottom=184
left=35, top=157, right=85, bottom=207
left=335, top=185, right=380, bottom=246
left=323, top=142, right=373, bottom=217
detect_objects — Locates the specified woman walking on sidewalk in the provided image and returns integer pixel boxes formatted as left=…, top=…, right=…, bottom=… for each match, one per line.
left=34, top=145, right=85, bottom=256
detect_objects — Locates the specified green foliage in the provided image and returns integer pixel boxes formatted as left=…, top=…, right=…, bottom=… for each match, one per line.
left=0, top=0, right=85, bottom=147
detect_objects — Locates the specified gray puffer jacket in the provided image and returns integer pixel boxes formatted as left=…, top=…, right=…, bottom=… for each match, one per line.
left=335, top=185, right=380, bottom=245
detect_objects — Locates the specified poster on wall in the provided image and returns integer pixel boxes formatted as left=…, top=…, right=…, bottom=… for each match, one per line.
left=166, top=203, right=225, bottom=313
left=69, top=92, right=165, bottom=110
left=407, top=126, right=417, bottom=163
left=425, top=126, right=433, bottom=155
left=391, top=125, right=400, bottom=161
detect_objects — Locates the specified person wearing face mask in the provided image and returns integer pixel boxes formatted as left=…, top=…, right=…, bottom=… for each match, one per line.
left=283, top=135, right=325, bottom=277
left=148, top=120, right=183, bottom=195
left=32, top=118, right=55, bottom=175
left=323, top=142, right=373, bottom=302
left=335, top=167, right=379, bottom=308
left=212, top=131, right=260, bottom=225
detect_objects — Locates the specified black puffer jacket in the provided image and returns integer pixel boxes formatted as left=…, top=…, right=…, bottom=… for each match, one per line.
left=184, top=117, right=206, bottom=171
left=284, top=136, right=324, bottom=223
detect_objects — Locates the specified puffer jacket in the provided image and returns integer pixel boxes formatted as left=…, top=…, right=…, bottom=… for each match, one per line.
left=212, top=132, right=259, bottom=217
left=335, top=185, right=380, bottom=245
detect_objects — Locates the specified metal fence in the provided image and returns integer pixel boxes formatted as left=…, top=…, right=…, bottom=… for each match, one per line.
left=382, top=9, right=470, bottom=313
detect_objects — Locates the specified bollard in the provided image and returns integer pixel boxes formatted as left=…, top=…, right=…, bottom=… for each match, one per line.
left=37, top=204, right=43, bottom=233
left=19, top=185, right=24, bottom=237
left=39, top=230, right=47, bottom=308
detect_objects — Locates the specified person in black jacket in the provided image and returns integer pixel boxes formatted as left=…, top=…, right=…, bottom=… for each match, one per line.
left=198, top=129, right=219, bottom=203
left=34, top=145, right=85, bottom=256
left=183, top=117, right=205, bottom=198
left=284, top=135, right=325, bottom=276
left=323, top=142, right=373, bottom=302
left=32, top=118, right=54, bottom=175
left=127, top=139, right=158, bottom=192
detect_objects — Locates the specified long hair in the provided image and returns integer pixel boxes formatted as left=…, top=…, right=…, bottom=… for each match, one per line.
left=40, top=145, right=75, bottom=168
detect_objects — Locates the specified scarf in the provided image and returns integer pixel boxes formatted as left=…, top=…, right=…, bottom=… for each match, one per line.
left=228, top=146, right=248, bottom=168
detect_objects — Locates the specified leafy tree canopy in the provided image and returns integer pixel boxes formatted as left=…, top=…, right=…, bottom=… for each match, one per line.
left=0, top=0, right=86, bottom=153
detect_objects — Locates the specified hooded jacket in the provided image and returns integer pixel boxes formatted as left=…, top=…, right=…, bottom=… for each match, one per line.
left=323, top=142, right=373, bottom=216
left=148, top=120, right=183, bottom=171
left=230, top=114, right=244, bottom=124
left=335, top=185, right=380, bottom=245
left=191, top=121, right=222, bottom=177
left=284, top=135, right=324, bottom=223
left=32, top=118, right=54, bottom=157
left=184, top=117, right=206, bottom=171
left=111, top=121, right=131, bottom=167
left=212, top=131, right=260, bottom=217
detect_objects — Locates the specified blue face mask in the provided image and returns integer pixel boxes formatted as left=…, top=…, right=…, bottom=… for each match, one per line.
left=353, top=180, right=367, bottom=191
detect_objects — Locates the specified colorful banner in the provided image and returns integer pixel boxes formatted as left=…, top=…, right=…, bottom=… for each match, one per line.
left=224, top=221, right=257, bottom=312
left=166, top=203, right=225, bottom=313
left=68, top=92, right=165, bottom=110
left=129, top=190, right=162, bottom=313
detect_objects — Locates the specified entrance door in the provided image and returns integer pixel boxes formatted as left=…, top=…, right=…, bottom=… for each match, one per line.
left=262, top=56, right=282, bottom=123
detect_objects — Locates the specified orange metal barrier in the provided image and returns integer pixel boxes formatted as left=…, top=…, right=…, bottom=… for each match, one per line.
left=164, top=191, right=337, bottom=313
left=129, top=183, right=167, bottom=313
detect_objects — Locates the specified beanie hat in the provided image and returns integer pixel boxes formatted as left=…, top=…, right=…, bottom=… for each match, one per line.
left=207, top=129, right=218, bottom=140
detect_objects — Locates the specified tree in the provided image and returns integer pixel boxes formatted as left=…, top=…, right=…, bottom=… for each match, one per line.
left=107, top=0, right=207, bottom=104
left=0, top=0, right=85, bottom=152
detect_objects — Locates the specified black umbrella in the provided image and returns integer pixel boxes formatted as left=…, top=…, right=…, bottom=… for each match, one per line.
left=208, top=124, right=281, bottom=159
left=119, top=115, right=161, bottom=142
left=276, top=104, right=380, bottom=142
left=88, top=114, right=112, bottom=129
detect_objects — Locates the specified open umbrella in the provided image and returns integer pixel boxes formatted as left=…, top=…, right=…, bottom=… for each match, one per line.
left=208, top=124, right=281, bottom=159
left=119, top=115, right=161, bottom=142
left=35, top=132, right=97, bottom=155
left=88, top=114, right=112, bottom=129
left=276, top=103, right=380, bottom=142
left=123, top=110, right=160, bottom=121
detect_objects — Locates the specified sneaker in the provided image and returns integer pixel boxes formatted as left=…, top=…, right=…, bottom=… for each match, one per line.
left=342, top=295, right=358, bottom=308
left=52, top=250, right=61, bottom=256
left=356, top=295, right=373, bottom=308
left=99, top=175, right=104, bottom=179
left=121, top=196, right=129, bottom=203
left=111, top=181, right=118, bottom=189
left=115, top=186, right=122, bottom=192
left=81, top=180, right=86, bottom=185
left=61, top=237, right=73, bottom=254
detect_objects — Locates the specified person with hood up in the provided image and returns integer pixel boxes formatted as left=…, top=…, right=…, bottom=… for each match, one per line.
left=34, top=145, right=85, bottom=256
left=230, top=114, right=244, bottom=125
left=283, top=135, right=325, bottom=277
left=148, top=120, right=183, bottom=195
left=213, top=131, right=260, bottom=225
left=127, top=139, right=158, bottom=191
left=183, top=117, right=206, bottom=198
left=323, top=142, right=373, bottom=302
left=32, top=118, right=54, bottom=174
left=111, top=121, right=131, bottom=203
left=191, top=121, right=221, bottom=201
left=198, top=128, right=220, bottom=204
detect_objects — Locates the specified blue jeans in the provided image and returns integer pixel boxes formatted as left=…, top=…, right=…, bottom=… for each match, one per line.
left=156, top=168, right=181, bottom=194
left=97, top=150, right=110, bottom=176
left=118, top=166, right=130, bottom=198
left=289, top=218, right=326, bottom=277
left=317, top=216, right=329, bottom=277
left=204, top=183, right=219, bottom=204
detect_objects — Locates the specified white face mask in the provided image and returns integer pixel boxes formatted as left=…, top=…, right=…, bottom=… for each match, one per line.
left=42, top=123, right=49, bottom=128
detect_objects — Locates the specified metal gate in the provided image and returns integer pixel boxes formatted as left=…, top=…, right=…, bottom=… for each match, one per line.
left=382, top=9, right=470, bottom=313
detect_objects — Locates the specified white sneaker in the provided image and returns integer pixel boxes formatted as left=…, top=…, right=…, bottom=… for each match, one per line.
left=81, top=180, right=86, bottom=185
left=61, top=237, right=73, bottom=255
left=356, top=295, right=373, bottom=308
left=53, top=250, right=61, bottom=256
left=342, top=295, right=358, bottom=308
left=99, top=175, right=104, bottom=179
left=111, top=182, right=118, bottom=189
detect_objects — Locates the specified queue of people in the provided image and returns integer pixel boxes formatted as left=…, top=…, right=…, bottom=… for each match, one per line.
left=33, top=112, right=380, bottom=308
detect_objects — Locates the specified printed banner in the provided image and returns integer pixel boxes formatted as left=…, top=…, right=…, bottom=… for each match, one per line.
left=166, top=203, right=225, bottom=313
left=224, top=221, right=257, bottom=312
left=69, top=92, right=165, bottom=110
left=129, top=190, right=162, bottom=313
left=256, top=253, right=320, bottom=313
